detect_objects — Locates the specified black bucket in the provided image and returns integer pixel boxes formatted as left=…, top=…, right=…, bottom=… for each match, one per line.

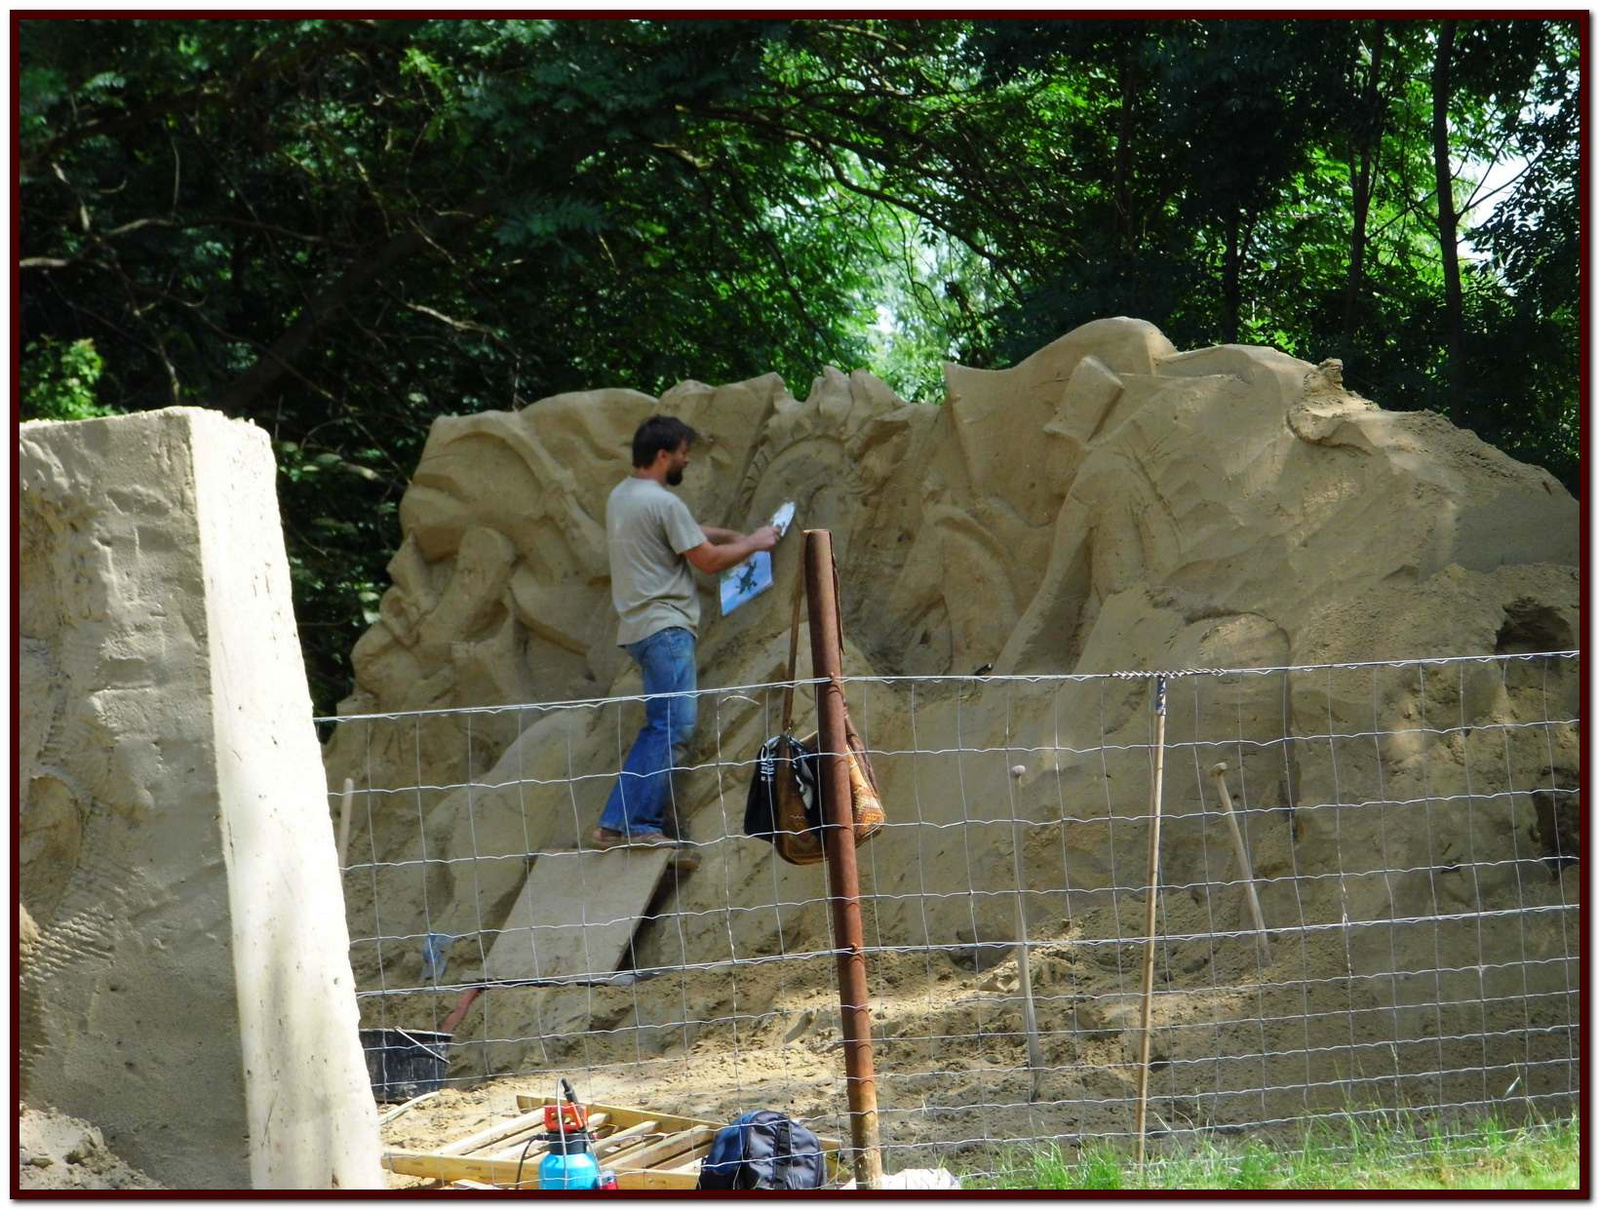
left=360, top=1027, right=451, bottom=1102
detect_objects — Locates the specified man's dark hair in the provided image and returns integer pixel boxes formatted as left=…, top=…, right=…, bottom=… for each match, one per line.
left=632, top=415, right=700, bottom=468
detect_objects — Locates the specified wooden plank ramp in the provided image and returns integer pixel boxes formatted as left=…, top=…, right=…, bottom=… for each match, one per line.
left=382, top=1097, right=844, bottom=1190
left=479, top=847, right=673, bottom=984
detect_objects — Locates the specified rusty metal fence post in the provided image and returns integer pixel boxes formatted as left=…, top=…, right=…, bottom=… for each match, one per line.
left=804, top=529, right=884, bottom=1190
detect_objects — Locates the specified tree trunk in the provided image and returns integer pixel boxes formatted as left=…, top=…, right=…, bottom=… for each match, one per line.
left=1343, top=21, right=1387, bottom=337
left=1432, top=21, right=1466, bottom=427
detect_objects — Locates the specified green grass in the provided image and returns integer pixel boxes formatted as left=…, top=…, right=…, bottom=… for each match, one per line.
left=976, top=1115, right=1579, bottom=1191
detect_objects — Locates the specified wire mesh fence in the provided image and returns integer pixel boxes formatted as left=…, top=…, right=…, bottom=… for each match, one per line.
left=324, top=650, right=1579, bottom=1179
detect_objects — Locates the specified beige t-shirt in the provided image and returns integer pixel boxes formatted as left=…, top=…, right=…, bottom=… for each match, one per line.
left=606, top=476, right=707, bottom=646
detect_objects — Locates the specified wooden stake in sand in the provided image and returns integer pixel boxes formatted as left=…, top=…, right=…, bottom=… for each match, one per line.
left=336, top=777, right=355, bottom=870
left=378, top=1089, right=441, bottom=1126
left=1133, top=675, right=1169, bottom=1170
left=1208, top=761, right=1271, bottom=965
left=1009, top=763, right=1044, bottom=1103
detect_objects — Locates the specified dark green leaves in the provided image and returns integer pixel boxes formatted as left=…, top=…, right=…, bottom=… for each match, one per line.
left=18, top=17, right=1577, bottom=711
left=22, top=337, right=113, bottom=421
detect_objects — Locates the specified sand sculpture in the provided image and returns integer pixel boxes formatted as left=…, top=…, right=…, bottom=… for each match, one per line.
left=327, top=318, right=1577, bottom=1154
left=19, top=409, right=385, bottom=1189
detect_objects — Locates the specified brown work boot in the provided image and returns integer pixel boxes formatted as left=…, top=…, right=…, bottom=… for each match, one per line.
left=590, top=827, right=669, bottom=850
left=668, top=842, right=701, bottom=872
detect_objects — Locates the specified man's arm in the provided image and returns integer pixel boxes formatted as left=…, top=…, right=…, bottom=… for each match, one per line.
left=683, top=526, right=780, bottom=575
left=700, top=526, right=742, bottom=545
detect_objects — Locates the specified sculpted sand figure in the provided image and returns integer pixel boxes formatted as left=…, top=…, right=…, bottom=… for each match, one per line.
left=323, top=320, right=1576, bottom=1133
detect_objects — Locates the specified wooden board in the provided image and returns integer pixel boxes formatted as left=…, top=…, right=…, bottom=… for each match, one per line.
left=377, top=1090, right=439, bottom=1125
left=436, top=1107, right=549, bottom=1157
left=382, top=1149, right=697, bottom=1190
left=603, top=1125, right=715, bottom=1171
left=663, top=1142, right=715, bottom=1173
left=384, top=1150, right=545, bottom=1188
left=440, top=1110, right=608, bottom=1158
left=514, top=1097, right=713, bottom=1132
left=614, top=1169, right=700, bottom=1190
left=587, top=1119, right=658, bottom=1159
left=480, top=847, right=673, bottom=984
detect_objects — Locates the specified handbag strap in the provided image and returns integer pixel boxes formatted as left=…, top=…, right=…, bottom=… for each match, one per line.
left=781, top=545, right=849, bottom=737
left=781, top=570, right=804, bottom=735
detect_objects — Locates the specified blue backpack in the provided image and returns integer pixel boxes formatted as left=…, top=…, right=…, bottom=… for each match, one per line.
left=696, top=1110, right=827, bottom=1190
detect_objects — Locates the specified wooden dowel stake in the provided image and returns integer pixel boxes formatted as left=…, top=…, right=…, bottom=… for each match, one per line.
left=1209, top=761, right=1271, bottom=965
left=336, top=776, right=355, bottom=870
left=1134, top=676, right=1169, bottom=1170
left=1009, top=764, right=1044, bottom=1102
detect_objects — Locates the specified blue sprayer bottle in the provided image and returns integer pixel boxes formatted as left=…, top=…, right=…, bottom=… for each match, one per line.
left=538, top=1078, right=601, bottom=1190
left=539, top=1131, right=600, bottom=1190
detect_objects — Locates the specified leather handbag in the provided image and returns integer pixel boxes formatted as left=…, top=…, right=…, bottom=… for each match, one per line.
left=744, top=569, right=884, bottom=865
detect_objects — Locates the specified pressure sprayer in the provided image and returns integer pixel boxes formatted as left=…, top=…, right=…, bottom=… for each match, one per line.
left=532, top=1078, right=604, bottom=1190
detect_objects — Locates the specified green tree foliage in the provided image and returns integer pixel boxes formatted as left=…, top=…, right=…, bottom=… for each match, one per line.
left=18, top=18, right=1578, bottom=711
left=21, top=337, right=112, bottom=421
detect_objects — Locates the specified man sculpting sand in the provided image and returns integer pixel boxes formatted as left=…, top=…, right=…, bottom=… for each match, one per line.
left=595, top=415, right=779, bottom=849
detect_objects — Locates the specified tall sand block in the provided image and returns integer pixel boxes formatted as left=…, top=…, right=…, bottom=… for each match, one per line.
left=19, top=407, right=383, bottom=1189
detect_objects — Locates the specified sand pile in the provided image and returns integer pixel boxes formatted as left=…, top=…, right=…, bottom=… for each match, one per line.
left=18, top=1107, right=162, bottom=1191
left=325, top=319, right=1577, bottom=1163
left=21, top=888, right=159, bottom=1190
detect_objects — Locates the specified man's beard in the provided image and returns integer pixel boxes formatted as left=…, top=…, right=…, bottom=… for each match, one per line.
left=666, top=468, right=684, bottom=486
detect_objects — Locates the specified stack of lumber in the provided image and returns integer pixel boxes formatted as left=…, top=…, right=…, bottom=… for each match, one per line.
left=382, top=1097, right=842, bottom=1190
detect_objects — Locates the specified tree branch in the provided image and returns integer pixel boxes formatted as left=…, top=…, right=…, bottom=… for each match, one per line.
left=22, top=25, right=376, bottom=173
left=209, top=186, right=503, bottom=414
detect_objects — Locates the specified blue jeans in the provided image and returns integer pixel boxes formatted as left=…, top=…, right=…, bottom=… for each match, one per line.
left=599, top=627, right=699, bottom=836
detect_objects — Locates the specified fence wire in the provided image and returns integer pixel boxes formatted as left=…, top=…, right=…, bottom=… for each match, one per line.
left=322, top=651, right=1579, bottom=1179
